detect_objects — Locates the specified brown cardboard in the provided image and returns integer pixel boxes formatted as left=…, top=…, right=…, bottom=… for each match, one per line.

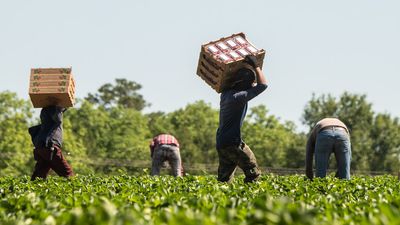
left=29, top=78, right=73, bottom=88
left=29, top=68, right=76, bottom=108
left=29, top=93, right=75, bottom=108
left=196, top=33, right=266, bottom=93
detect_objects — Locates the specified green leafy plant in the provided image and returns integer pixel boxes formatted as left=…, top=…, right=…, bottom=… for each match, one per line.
left=1, top=175, right=399, bottom=225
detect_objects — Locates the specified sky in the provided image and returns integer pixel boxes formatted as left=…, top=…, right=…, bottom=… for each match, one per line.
left=0, top=0, right=399, bottom=131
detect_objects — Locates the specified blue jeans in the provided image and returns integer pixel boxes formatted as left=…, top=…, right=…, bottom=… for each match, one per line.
left=315, top=127, right=351, bottom=179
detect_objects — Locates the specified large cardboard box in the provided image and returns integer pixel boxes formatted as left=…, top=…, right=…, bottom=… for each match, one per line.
left=196, top=32, right=266, bottom=93
left=29, top=68, right=76, bottom=108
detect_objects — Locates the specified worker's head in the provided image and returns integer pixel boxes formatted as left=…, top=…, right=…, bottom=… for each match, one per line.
left=231, top=68, right=256, bottom=91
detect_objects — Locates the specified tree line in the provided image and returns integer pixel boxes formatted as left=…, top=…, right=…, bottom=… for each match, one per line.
left=0, top=79, right=399, bottom=176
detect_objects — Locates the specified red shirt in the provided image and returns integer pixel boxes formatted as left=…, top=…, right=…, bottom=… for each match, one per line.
left=150, top=134, right=180, bottom=155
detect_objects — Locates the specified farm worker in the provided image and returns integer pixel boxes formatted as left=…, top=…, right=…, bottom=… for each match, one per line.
left=29, top=106, right=74, bottom=181
left=216, top=55, right=268, bottom=183
left=305, top=118, right=351, bottom=180
left=150, top=134, right=183, bottom=177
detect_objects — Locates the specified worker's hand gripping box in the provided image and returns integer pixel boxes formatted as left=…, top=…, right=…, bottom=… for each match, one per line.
left=196, top=33, right=265, bottom=93
left=29, top=68, right=76, bottom=108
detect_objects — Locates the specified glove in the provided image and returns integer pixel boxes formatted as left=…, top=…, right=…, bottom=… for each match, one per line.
left=244, top=55, right=258, bottom=68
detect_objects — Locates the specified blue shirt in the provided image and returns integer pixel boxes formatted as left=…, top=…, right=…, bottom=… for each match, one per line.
left=34, top=106, right=64, bottom=148
left=216, top=83, right=268, bottom=149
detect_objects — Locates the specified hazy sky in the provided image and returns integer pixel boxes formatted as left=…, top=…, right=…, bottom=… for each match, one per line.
left=1, top=0, right=399, bottom=131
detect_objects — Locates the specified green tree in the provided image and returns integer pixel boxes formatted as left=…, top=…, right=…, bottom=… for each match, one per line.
left=64, top=101, right=111, bottom=160
left=106, top=106, right=150, bottom=160
left=166, top=101, right=219, bottom=165
left=86, top=78, right=149, bottom=110
left=62, top=109, right=92, bottom=174
left=369, top=114, right=400, bottom=172
left=242, top=105, right=306, bottom=168
left=64, top=100, right=150, bottom=173
left=0, top=91, right=34, bottom=176
left=146, top=111, right=174, bottom=136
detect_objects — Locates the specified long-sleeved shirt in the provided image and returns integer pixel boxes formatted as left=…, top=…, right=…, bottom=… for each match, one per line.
left=34, top=106, right=64, bottom=148
left=150, top=134, right=180, bottom=156
left=216, top=83, right=268, bottom=149
left=305, top=118, right=349, bottom=178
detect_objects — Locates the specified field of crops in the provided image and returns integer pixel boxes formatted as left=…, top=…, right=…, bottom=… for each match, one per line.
left=1, top=174, right=400, bottom=225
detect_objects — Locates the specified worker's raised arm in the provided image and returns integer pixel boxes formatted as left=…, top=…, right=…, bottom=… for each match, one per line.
left=244, top=55, right=267, bottom=86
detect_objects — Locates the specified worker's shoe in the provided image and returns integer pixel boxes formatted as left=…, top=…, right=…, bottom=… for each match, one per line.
left=244, top=167, right=261, bottom=183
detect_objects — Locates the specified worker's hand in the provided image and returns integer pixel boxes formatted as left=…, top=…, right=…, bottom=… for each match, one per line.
left=244, top=55, right=258, bottom=68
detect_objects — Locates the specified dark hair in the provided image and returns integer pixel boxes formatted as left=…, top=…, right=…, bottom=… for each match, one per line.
left=231, top=68, right=256, bottom=91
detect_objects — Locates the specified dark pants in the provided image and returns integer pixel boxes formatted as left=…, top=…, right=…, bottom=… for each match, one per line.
left=31, top=145, right=74, bottom=181
left=217, top=142, right=261, bottom=183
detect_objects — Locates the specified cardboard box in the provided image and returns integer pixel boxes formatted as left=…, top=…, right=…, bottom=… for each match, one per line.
left=196, top=33, right=266, bottom=93
left=29, top=68, right=76, bottom=108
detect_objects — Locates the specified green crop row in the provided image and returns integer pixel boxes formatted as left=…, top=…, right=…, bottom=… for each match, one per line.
left=1, top=175, right=400, bottom=225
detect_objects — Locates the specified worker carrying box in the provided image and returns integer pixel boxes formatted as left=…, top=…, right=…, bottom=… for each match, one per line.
left=29, top=68, right=76, bottom=108
left=196, top=32, right=266, bottom=93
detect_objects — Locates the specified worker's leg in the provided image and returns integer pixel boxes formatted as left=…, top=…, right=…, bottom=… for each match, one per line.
left=314, top=129, right=335, bottom=178
left=333, top=129, right=351, bottom=179
left=49, top=146, right=74, bottom=178
left=237, top=143, right=261, bottom=183
left=166, top=145, right=182, bottom=177
left=151, top=146, right=166, bottom=176
left=217, top=146, right=238, bottom=182
left=31, top=148, right=51, bottom=181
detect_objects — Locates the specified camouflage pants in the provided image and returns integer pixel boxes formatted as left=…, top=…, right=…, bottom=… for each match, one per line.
left=217, top=142, right=260, bottom=182
left=151, top=144, right=182, bottom=177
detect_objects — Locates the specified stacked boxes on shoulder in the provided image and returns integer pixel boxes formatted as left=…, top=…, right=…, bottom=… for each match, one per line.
left=29, top=68, right=76, bottom=108
left=196, top=32, right=266, bottom=93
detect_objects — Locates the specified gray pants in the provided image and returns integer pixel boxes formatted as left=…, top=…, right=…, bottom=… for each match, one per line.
left=151, top=144, right=182, bottom=177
